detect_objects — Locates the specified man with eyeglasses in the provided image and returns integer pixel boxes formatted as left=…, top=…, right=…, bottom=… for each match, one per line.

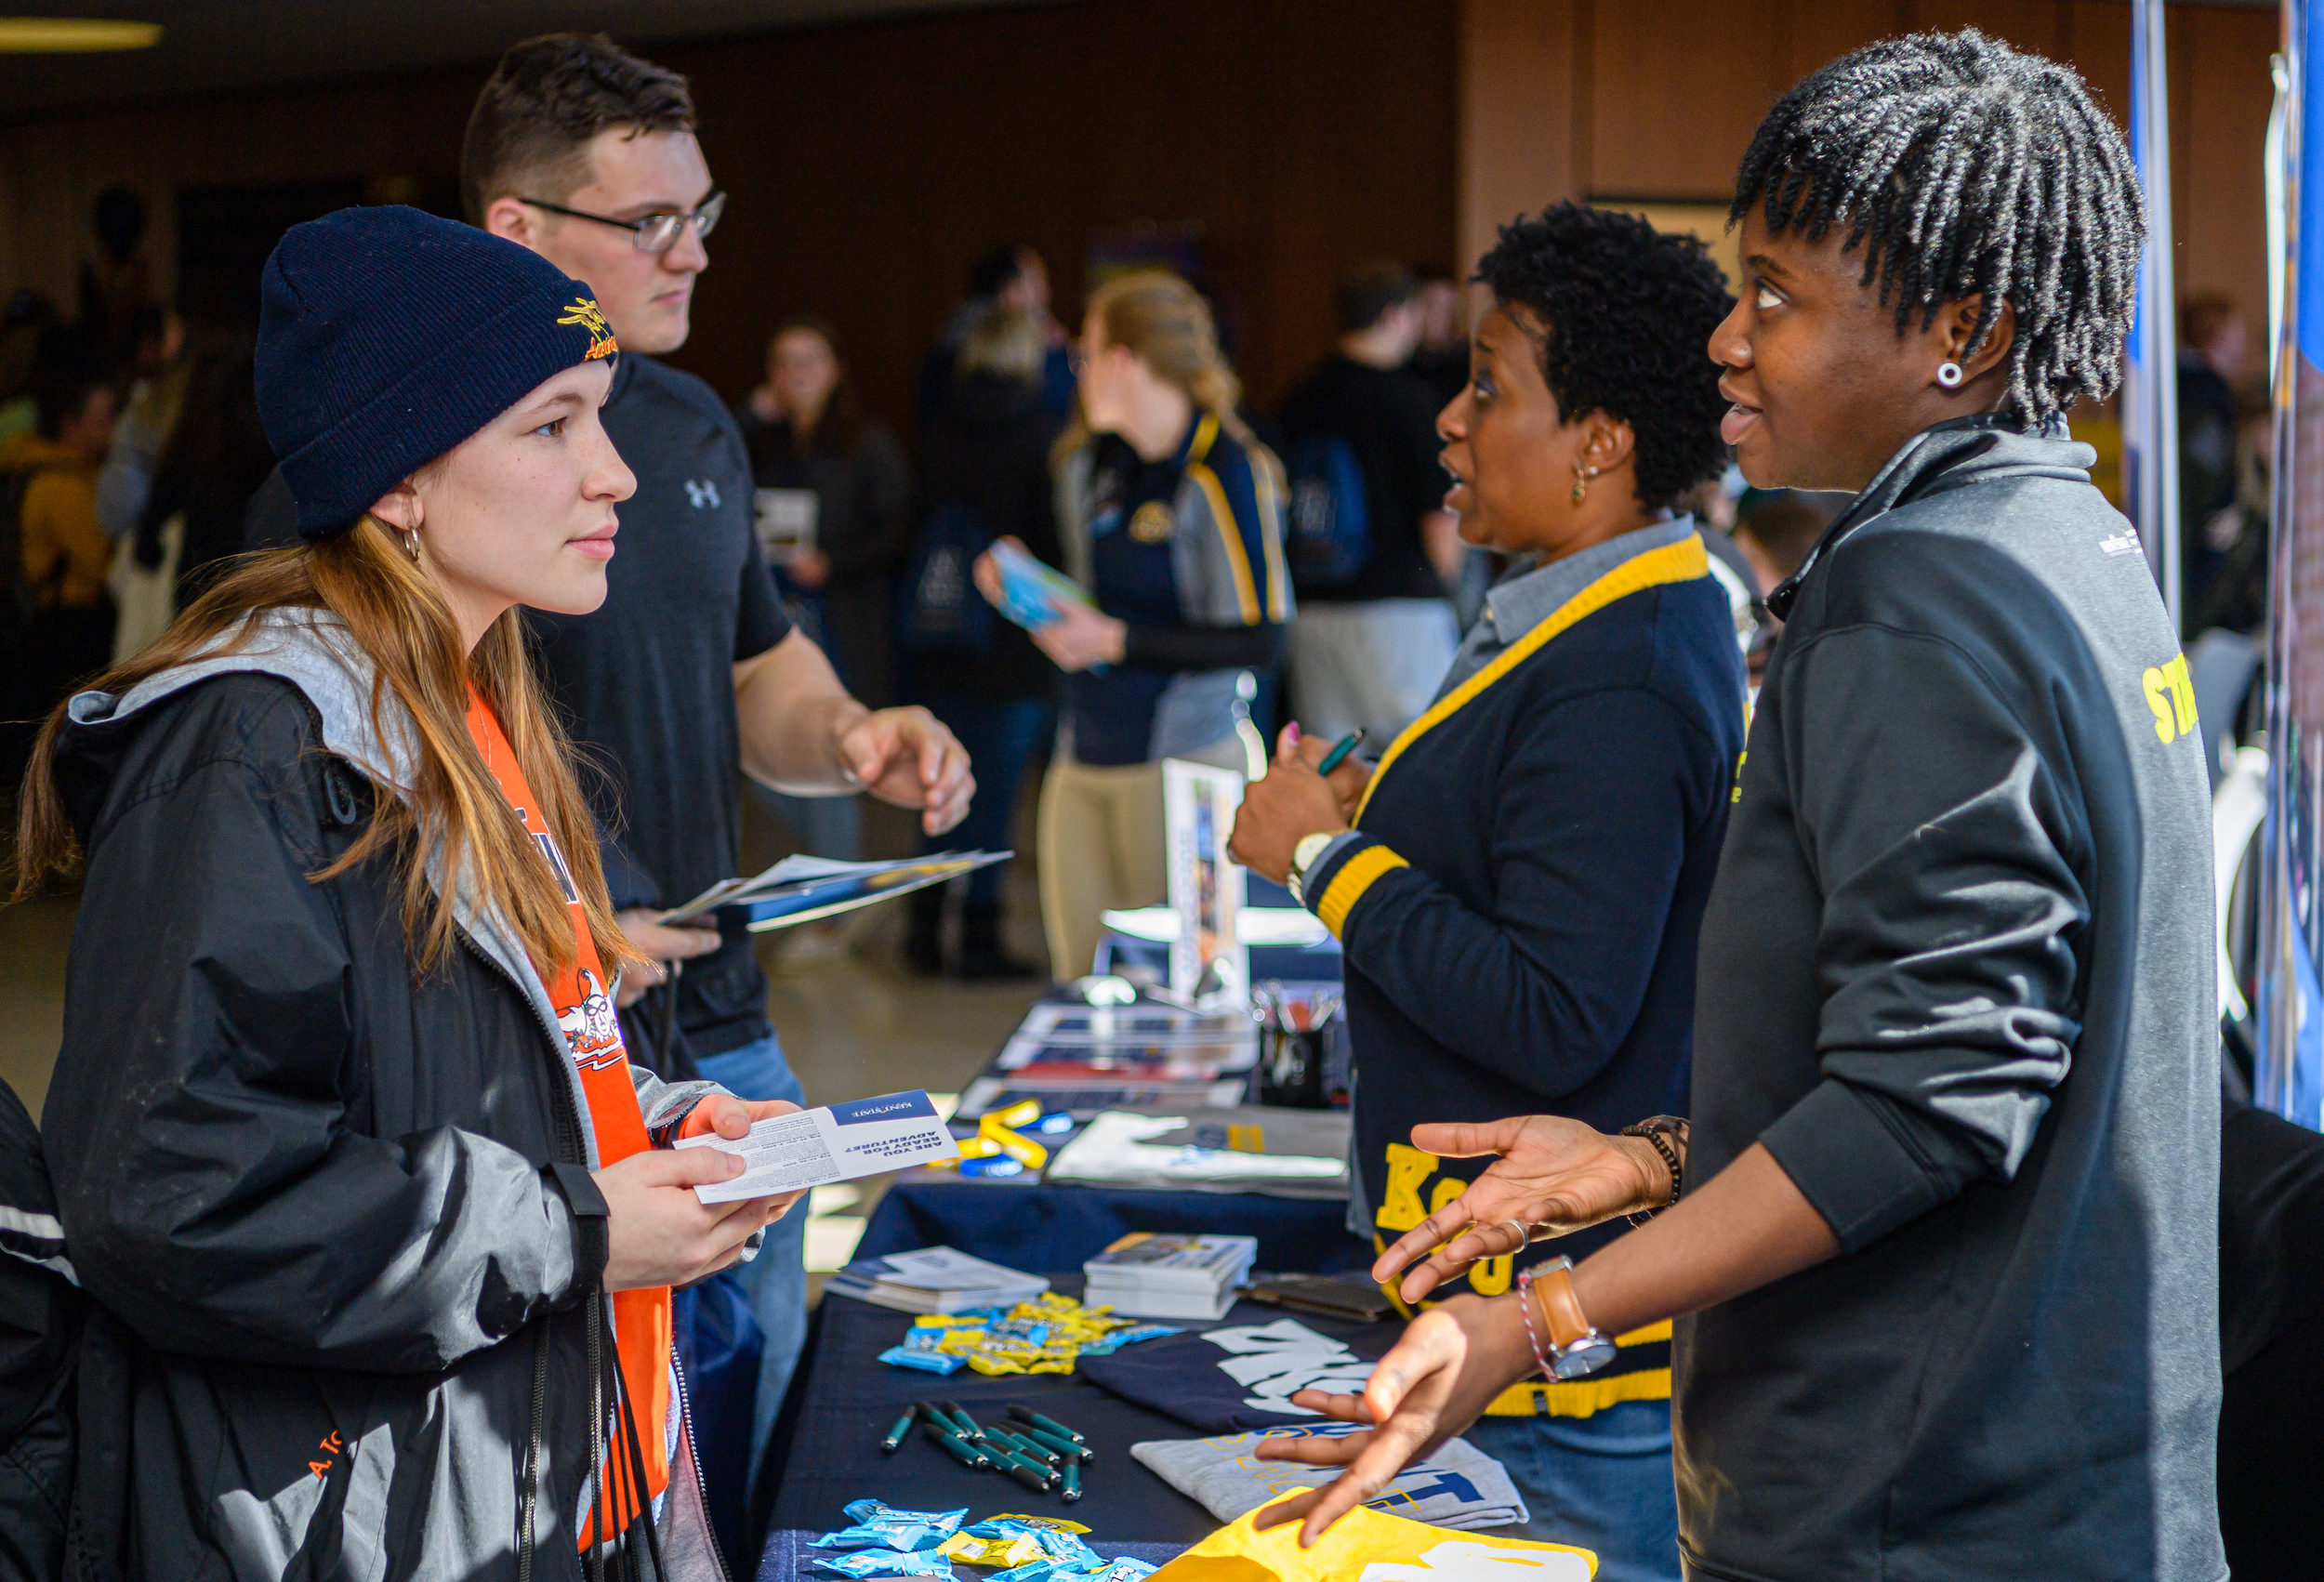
left=466, top=32, right=971, bottom=1495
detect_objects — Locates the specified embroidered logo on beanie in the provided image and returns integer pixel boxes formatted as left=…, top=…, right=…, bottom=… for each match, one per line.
left=255, top=205, right=619, bottom=540
left=558, top=298, right=618, bottom=362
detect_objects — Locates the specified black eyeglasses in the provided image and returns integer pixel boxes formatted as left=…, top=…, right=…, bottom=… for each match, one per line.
left=517, top=190, right=725, bottom=253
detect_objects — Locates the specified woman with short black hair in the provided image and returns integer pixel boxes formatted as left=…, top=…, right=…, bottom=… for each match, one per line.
left=1231, top=202, right=1743, bottom=1582
left=1260, top=33, right=2221, bottom=1582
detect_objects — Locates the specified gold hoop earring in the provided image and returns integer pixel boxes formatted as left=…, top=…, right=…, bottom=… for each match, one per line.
left=1571, top=464, right=1600, bottom=507
left=400, top=529, right=421, bottom=564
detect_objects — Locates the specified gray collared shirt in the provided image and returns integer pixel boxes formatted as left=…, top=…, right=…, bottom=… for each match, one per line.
left=1434, top=516, right=1698, bottom=701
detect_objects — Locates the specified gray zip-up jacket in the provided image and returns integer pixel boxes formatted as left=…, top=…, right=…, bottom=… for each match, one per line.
left=1677, top=418, right=2223, bottom=1581
left=42, top=611, right=732, bottom=1580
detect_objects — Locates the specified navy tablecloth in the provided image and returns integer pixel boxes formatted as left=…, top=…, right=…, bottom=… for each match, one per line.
left=854, top=1177, right=1372, bottom=1277
left=762, top=1279, right=1274, bottom=1575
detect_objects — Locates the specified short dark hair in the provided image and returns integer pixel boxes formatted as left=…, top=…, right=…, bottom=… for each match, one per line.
left=1731, top=29, right=2141, bottom=426
left=1337, top=258, right=1420, bottom=334
left=460, top=33, right=696, bottom=223
left=1473, top=203, right=1735, bottom=510
left=969, top=244, right=1035, bottom=300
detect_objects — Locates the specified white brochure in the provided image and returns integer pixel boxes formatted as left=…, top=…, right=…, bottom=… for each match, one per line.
left=675, top=1088, right=960, bottom=1204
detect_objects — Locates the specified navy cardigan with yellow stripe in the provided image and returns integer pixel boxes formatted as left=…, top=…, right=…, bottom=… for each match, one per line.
left=1302, top=537, right=1743, bottom=1411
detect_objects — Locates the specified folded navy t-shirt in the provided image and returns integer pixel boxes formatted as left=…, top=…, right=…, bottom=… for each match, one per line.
left=1079, top=1314, right=1396, bottom=1432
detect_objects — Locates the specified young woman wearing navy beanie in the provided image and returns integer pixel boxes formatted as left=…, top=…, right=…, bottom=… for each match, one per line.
left=13, top=204, right=801, bottom=1578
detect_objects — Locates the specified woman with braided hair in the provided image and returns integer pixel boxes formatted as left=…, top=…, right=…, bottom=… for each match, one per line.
left=1254, top=31, right=2223, bottom=1582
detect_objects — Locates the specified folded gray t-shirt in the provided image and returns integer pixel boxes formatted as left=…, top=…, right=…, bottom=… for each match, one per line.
left=1130, top=1425, right=1528, bottom=1531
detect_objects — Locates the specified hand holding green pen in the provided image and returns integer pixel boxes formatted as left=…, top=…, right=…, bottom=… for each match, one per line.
left=1315, top=728, right=1367, bottom=776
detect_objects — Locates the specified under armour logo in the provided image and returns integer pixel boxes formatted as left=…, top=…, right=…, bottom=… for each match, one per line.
left=684, top=480, right=720, bottom=509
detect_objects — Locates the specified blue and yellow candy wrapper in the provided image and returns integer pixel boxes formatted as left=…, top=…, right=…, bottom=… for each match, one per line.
left=812, top=1549, right=957, bottom=1577
left=811, top=1499, right=968, bottom=1553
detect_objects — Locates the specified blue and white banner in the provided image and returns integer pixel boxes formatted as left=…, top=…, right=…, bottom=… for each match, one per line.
left=2125, top=0, right=2183, bottom=626
left=2257, top=0, right=2324, bottom=1127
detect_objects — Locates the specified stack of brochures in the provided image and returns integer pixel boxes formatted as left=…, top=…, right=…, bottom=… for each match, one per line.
left=957, top=1000, right=1259, bottom=1120
left=659, top=851, right=1010, bottom=932
left=1083, top=1232, right=1259, bottom=1321
left=1045, top=1107, right=1350, bottom=1201
left=825, top=1246, right=1050, bottom=1315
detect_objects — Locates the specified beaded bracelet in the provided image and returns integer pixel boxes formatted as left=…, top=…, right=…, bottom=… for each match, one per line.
left=1620, top=1117, right=1685, bottom=1229
left=1513, top=1266, right=1557, bottom=1380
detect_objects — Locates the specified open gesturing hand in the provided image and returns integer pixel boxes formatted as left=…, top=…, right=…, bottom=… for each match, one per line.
left=1370, top=1115, right=1672, bottom=1302
left=1249, top=1294, right=1532, bottom=1546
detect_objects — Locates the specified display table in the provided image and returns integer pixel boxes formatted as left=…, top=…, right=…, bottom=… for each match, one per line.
left=762, top=1280, right=1293, bottom=1577
left=855, top=1173, right=1372, bottom=1277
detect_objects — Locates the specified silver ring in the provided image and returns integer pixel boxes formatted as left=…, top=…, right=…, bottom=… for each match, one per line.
left=1499, top=1219, right=1531, bottom=1250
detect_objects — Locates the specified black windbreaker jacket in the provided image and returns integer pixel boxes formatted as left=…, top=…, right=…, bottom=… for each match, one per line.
left=39, top=613, right=730, bottom=1580
left=1, top=1077, right=75, bottom=1582
left=1679, top=419, right=2222, bottom=1581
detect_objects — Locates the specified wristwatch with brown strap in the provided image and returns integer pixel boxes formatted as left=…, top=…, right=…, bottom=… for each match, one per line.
left=1516, top=1255, right=1618, bottom=1380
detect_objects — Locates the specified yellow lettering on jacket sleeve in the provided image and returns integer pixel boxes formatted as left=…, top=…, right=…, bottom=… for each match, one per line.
left=2143, top=666, right=2176, bottom=745
left=2170, top=654, right=2199, bottom=737
left=1376, top=1142, right=1437, bottom=1233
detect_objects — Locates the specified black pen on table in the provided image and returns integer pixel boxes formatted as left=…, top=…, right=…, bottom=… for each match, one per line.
left=1315, top=728, right=1366, bottom=776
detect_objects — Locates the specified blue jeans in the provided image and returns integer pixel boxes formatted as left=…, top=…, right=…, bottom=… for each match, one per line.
left=693, top=1030, right=808, bottom=1481
left=1465, top=1401, right=1680, bottom=1582
left=918, top=694, right=1052, bottom=907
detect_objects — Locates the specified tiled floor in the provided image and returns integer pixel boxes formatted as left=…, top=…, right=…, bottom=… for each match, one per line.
left=1, top=773, right=1056, bottom=1278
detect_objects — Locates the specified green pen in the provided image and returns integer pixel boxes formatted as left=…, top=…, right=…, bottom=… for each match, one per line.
left=1000, top=1457, right=1053, bottom=1493
left=938, top=1399, right=984, bottom=1442
left=1062, top=1460, right=1083, bottom=1502
left=1009, top=1403, right=1088, bottom=1440
left=1008, top=1405, right=1087, bottom=1444
left=880, top=1409, right=917, bottom=1453
left=1018, top=1424, right=1089, bottom=1462
left=987, top=1427, right=1059, bottom=1466
left=1315, top=728, right=1367, bottom=776
left=921, top=1418, right=990, bottom=1469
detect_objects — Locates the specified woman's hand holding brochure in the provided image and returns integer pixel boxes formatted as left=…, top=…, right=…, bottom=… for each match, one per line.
left=973, top=537, right=1119, bottom=674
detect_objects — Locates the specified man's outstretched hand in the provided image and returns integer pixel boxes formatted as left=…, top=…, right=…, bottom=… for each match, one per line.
left=836, top=705, right=975, bottom=835
left=1370, top=1116, right=1672, bottom=1302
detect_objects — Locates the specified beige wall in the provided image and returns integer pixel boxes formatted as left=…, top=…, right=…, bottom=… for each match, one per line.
left=1459, top=0, right=2277, bottom=326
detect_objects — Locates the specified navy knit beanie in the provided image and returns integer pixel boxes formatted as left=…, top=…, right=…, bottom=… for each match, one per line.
left=255, top=205, right=619, bottom=538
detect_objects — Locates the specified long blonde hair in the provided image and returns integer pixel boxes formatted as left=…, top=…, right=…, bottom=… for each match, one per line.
left=1056, top=270, right=1257, bottom=468
left=10, top=519, right=637, bottom=982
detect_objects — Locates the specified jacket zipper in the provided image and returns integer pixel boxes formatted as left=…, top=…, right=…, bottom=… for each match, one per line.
left=669, top=1346, right=734, bottom=1582
left=456, top=925, right=589, bottom=1575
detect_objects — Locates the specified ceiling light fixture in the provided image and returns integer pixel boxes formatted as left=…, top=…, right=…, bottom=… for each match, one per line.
left=0, top=18, right=163, bottom=52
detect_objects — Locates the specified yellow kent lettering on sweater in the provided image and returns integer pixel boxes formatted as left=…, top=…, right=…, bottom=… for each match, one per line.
left=2142, top=653, right=2197, bottom=745
left=1375, top=1143, right=1512, bottom=1298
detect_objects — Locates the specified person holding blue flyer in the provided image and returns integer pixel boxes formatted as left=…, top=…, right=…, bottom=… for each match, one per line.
left=974, top=270, right=1292, bottom=981
left=12, top=205, right=805, bottom=1576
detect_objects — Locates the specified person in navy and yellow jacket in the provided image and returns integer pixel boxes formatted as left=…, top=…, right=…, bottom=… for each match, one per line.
left=979, top=270, right=1291, bottom=980
left=1231, top=204, right=1741, bottom=1582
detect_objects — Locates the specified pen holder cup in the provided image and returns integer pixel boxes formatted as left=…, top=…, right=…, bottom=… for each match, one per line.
left=1253, top=1020, right=1352, bottom=1110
